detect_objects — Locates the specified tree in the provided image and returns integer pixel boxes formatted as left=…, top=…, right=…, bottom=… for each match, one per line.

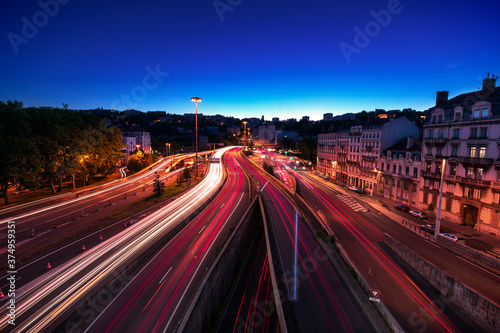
left=279, top=137, right=296, bottom=151
left=263, top=162, right=274, bottom=176
left=427, top=202, right=435, bottom=220
left=0, top=101, right=41, bottom=205
left=297, top=137, right=317, bottom=161
left=379, top=186, right=384, bottom=202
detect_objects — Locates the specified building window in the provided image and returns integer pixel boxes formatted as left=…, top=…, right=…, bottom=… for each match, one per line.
left=398, top=165, right=402, bottom=174
left=413, top=167, right=418, bottom=177
left=453, top=129, right=460, bottom=139
left=432, top=115, right=436, bottom=123
left=426, top=162, right=431, bottom=172
left=467, top=167, right=475, bottom=179
left=438, top=114, right=443, bottom=123
left=448, top=184, right=454, bottom=193
left=479, top=146, right=486, bottom=159
left=428, top=130, right=434, bottom=138
left=469, top=146, right=476, bottom=158
left=433, top=181, right=440, bottom=189
left=464, top=187, right=472, bottom=198
left=479, top=127, right=487, bottom=139
left=424, top=179, right=430, bottom=188
left=405, top=166, right=409, bottom=175
left=392, top=165, right=396, bottom=173
left=473, top=189, right=481, bottom=200
left=438, top=130, right=444, bottom=138
left=455, top=112, right=461, bottom=121
left=477, top=168, right=484, bottom=180
left=413, top=183, right=417, bottom=192
left=444, top=198, right=451, bottom=211
left=449, top=164, right=456, bottom=176
left=482, top=108, right=488, bottom=118
left=436, top=147, right=442, bottom=156
left=451, top=145, right=458, bottom=157
left=474, top=110, right=480, bottom=119
left=381, top=162, right=384, bottom=171
left=470, top=128, right=477, bottom=138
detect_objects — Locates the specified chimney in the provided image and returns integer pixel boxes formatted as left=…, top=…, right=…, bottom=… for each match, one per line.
left=436, top=91, right=449, bottom=106
left=406, top=136, right=414, bottom=149
left=482, top=72, right=497, bottom=97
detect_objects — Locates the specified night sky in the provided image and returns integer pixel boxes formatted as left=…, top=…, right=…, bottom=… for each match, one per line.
left=1, top=0, right=499, bottom=120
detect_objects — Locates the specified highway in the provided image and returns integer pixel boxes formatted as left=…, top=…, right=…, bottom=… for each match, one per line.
left=0, top=147, right=232, bottom=332
left=0, top=152, right=213, bottom=249
left=217, top=226, right=278, bottom=333
left=63, top=147, right=250, bottom=332
left=237, top=152, right=383, bottom=332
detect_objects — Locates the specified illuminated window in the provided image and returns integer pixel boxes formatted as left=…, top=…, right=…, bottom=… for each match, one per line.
left=479, top=146, right=486, bottom=159
left=482, top=109, right=488, bottom=118
left=469, top=146, right=476, bottom=158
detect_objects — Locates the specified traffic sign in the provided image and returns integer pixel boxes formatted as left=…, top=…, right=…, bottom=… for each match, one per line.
left=370, top=289, right=381, bottom=298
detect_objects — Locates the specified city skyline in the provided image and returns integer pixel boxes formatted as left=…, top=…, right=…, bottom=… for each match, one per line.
left=1, top=0, right=499, bottom=120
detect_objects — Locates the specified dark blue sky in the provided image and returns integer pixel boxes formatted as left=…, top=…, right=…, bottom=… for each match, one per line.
left=1, top=0, right=499, bottom=120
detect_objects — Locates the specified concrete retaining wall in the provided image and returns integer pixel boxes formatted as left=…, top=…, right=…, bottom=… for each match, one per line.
left=179, top=196, right=261, bottom=333
left=383, top=233, right=500, bottom=333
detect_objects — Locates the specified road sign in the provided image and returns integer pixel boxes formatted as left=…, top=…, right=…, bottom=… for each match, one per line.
left=369, top=289, right=381, bottom=302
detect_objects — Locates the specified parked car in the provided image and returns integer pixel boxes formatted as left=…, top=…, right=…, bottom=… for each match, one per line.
left=409, top=210, right=427, bottom=219
left=354, top=188, right=364, bottom=194
left=394, top=204, right=410, bottom=212
left=439, top=233, right=465, bottom=243
left=347, top=185, right=357, bottom=191
left=419, top=224, right=435, bottom=233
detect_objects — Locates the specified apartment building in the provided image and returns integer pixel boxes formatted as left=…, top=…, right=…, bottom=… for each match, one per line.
left=378, top=137, right=422, bottom=206
left=421, top=74, right=500, bottom=235
left=318, top=117, right=420, bottom=194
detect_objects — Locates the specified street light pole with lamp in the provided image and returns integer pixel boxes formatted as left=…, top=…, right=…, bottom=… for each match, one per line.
left=191, top=97, right=202, bottom=178
left=434, top=158, right=446, bottom=239
left=242, top=121, right=247, bottom=146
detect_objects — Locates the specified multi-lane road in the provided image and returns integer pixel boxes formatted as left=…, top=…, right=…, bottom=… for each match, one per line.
left=1, top=147, right=497, bottom=332
left=0, top=148, right=232, bottom=332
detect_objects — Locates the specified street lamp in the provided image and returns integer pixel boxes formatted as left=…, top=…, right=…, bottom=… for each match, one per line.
left=242, top=121, right=247, bottom=146
left=434, top=158, right=446, bottom=239
left=136, top=144, right=141, bottom=153
left=191, top=97, right=202, bottom=178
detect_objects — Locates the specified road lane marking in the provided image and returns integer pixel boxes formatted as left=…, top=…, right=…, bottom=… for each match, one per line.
left=159, top=267, right=173, bottom=284
left=198, top=225, right=206, bottom=234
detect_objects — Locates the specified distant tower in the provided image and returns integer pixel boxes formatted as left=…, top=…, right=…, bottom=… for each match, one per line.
left=261, top=115, right=264, bottom=122
left=62, top=103, right=69, bottom=110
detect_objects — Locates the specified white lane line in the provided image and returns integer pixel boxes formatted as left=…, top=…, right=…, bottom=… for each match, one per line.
left=198, top=225, right=206, bottom=234
left=159, top=267, right=173, bottom=285
left=163, top=192, right=244, bottom=333
left=221, top=203, right=225, bottom=208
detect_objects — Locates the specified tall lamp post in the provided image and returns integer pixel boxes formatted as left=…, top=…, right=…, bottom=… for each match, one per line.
left=242, top=121, right=247, bottom=146
left=434, top=158, right=446, bottom=239
left=191, top=97, right=202, bottom=178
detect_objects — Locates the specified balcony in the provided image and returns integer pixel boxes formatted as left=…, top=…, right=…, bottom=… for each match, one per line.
left=456, top=176, right=491, bottom=188
left=337, top=151, right=347, bottom=156
left=366, top=146, right=373, bottom=152
left=458, top=157, right=494, bottom=167
left=362, top=154, right=376, bottom=161
left=424, top=138, right=449, bottom=147
left=346, top=160, right=359, bottom=166
left=421, top=171, right=440, bottom=179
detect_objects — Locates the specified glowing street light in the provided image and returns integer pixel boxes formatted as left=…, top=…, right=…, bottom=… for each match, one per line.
left=191, top=97, right=202, bottom=178
left=242, top=121, right=247, bottom=145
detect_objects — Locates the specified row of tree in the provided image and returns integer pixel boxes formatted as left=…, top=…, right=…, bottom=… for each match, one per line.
left=0, top=101, right=125, bottom=205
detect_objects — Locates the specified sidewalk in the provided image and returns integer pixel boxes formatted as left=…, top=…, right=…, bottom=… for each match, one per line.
left=318, top=173, right=500, bottom=254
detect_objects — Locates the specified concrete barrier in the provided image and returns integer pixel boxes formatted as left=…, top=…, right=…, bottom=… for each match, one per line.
left=179, top=196, right=261, bottom=333
left=383, top=233, right=500, bottom=333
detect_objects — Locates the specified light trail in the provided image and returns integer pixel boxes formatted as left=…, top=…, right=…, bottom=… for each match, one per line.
left=0, top=147, right=233, bottom=332
left=289, top=166, right=456, bottom=333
